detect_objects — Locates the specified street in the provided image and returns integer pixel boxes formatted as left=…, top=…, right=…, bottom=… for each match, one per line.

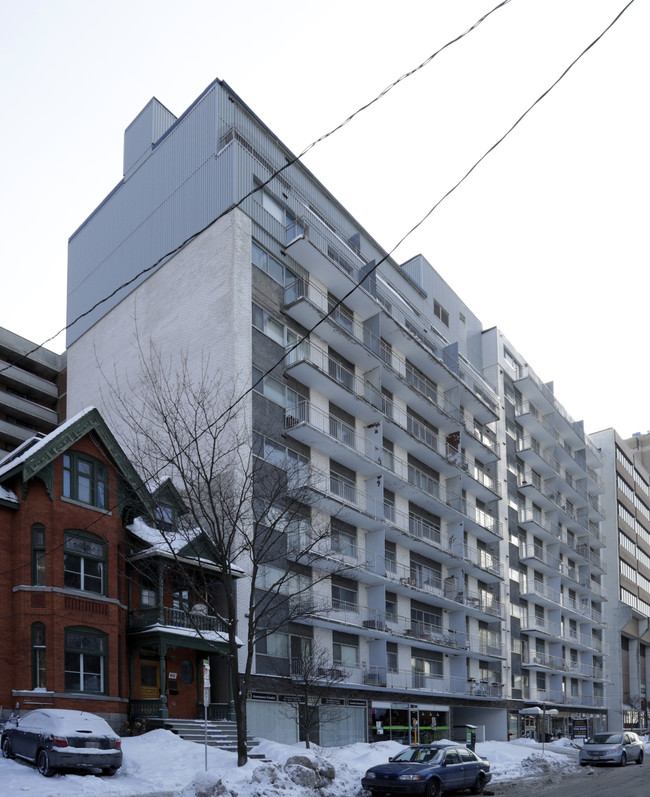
left=493, top=761, right=648, bottom=797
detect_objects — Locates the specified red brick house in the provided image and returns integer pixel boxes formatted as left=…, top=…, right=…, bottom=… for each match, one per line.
left=0, top=407, right=233, bottom=730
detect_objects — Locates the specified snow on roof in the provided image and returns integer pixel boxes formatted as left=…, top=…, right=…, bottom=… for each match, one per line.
left=128, top=515, right=192, bottom=554
left=0, top=484, right=19, bottom=504
left=129, top=625, right=241, bottom=647
left=0, top=406, right=96, bottom=480
left=128, top=516, right=245, bottom=576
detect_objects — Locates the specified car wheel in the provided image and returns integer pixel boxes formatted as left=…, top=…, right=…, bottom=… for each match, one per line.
left=102, top=766, right=118, bottom=776
left=1, top=737, right=14, bottom=759
left=620, top=752, right=627, bottom=767
left=579, top=761, right=588, bottom=767
left=37, top=749, right=55, bottom=777
left=425, top=778, right=442, bottom=797
left=636, top=750, right=643, bottom=765
left=471, top=772, right=486, bottom=794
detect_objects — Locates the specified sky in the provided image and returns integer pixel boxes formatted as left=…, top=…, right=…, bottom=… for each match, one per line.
left=0, top=728, right=622, bottom=797
left=1, top=0, right=648, bottom=438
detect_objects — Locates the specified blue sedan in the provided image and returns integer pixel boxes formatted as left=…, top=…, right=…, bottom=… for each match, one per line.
left=362, top=743, right=491, bottom=796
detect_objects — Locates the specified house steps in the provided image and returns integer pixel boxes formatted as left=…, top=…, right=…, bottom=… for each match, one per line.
left=160, top=719, right=268, bottom=759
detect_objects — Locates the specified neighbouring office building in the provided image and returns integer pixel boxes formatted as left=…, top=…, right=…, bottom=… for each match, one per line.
left=64, top=78, right=608, bottom=744
left=592, top=429, right=650, bottom=730
left=0, top=327, right=66, bottom=455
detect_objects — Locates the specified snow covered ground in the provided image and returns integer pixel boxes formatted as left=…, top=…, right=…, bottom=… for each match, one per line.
left=0, top=730, right=645, bottom=797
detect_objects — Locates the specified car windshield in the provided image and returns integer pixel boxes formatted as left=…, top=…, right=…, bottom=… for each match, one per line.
left=392, top=747, right=445, bottom=764
left=586, top=733, right=623, bottom=745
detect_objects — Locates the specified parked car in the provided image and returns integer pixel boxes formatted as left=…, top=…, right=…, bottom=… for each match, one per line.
left=1, top=708, right=123, bottom=777
left=362, top=743, right=491, bottom=796
left=578, top=731, right=644, bottom=767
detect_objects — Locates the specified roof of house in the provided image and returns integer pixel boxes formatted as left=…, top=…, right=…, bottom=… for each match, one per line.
left=0, top=406, right=153, bottom=513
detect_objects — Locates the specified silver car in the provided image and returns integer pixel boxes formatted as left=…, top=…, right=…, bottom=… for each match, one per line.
left=579, top=731, right=644, bottom=766
left=1, top=708, right=123, bottom=777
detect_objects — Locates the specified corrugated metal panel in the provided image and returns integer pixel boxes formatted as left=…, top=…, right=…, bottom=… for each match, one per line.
left=67, top=84, right=233, bottom=345
left=67, top=79, right=391, bottom=347
left=123, top=98, right=177, bottom=178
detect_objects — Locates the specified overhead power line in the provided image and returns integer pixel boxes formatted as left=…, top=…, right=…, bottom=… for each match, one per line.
left=0, top=0, right=514, bottom=376
left=0, top=0, right=636, bottom=581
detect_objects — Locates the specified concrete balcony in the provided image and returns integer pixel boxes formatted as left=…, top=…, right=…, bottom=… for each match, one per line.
left=0, top=359, right=59, bottom=402
left=457, top=410, right=499, bottom=462
left=0, top=389, right=57, bottom=427
left=519, top=544, right=560, bottom=576
left=523, top=689, right=606, bottom=709
left=519, top=579, right=561, bottom=609
left=514, top=366, right=602, bottom=468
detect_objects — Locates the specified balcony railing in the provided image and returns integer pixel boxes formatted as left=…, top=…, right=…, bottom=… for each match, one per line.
left=286, top=455, right=502, bottom=542
left=522, top=688, right=606, bottom=708
left=129, top=606, right=228, bottom=634
left=292, top=662, right=505, bottom=699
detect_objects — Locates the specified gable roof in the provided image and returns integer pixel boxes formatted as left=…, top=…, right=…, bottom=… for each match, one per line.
left=0, top=406, right=154, bottom=514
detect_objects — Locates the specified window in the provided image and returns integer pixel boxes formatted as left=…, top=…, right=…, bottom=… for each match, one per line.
left=387, top=642, right=398, bottom=673
left=260, top=189, right=304, bottom=243
left=155, top=503, right=176, bottom=532
left=259, top=632, right=289, bottom=658
left=331, top=521, right=357, bottom=558
left=31, top=623, right=46, bottom=690
left=32, top=523, right=46, bottom=586
left=253, top=432, right=309, bottom=471
left=385, top=592, right=398, bottom=623
left=64, top=627, right=107, bottom=693
left=140, top=585, right=157, bottom=607
left=385, top=540, right=397, bottom=574
left=411, top=651, right=443, bottom=680
left=433, top=300, right=449, bottom=327
left=252, top=303, right=289, bottom=345
left=328, top=293, right=354, bottom=334
left=411, top=603, right=442, bottom=635
left=173, top=589, right=190, bottom=611
left=62, top=452, right=107, bottom=510
left=332, top=576, right=358, bottom=611
left=252, top=241, right=297, bottom=285
left=328, top=348, right=355, bottom=391
left=252, top=367, right=301, bottom=410
left=330, top=461, right=356, bottom=502
left=64, top=531, right=106, bottom=595
left=333, top=632, right=359, bottom=667
left=329, top=402, right=355, bottom=447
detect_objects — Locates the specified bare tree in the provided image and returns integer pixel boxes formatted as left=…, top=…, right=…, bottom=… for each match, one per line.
left=277, top=643, right=350, bottom=749
left=104, top=342, right=349, bottom=766
left=623, top=694, right=648, bottom=730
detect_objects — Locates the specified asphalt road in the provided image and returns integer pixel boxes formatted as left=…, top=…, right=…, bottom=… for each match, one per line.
left=491, top=760, right=648, bottom=797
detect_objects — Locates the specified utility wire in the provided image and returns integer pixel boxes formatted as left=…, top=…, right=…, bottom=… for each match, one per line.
left=0, top=0, right=636, bottom=580
left=0, top=0, right=513, bottom=376
left=182, top=0, right=639, bottom=443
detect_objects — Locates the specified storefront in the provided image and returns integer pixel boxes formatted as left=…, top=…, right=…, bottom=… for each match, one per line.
left=370, top=702, right=450, bottom=744
left=247, top=692, right=368, bottom=746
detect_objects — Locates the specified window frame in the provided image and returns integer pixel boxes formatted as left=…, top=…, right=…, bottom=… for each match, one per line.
left=63, top=530, right=107, bottom=596
left=64, top=626, right=107, bottom=694
left=252, top=240, right=297, bottom=286
left=31, top=523, right=46, bottom=586
left=62, top=451, right=108, bottom=510
left=31, top=622, right=47, bottom=690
